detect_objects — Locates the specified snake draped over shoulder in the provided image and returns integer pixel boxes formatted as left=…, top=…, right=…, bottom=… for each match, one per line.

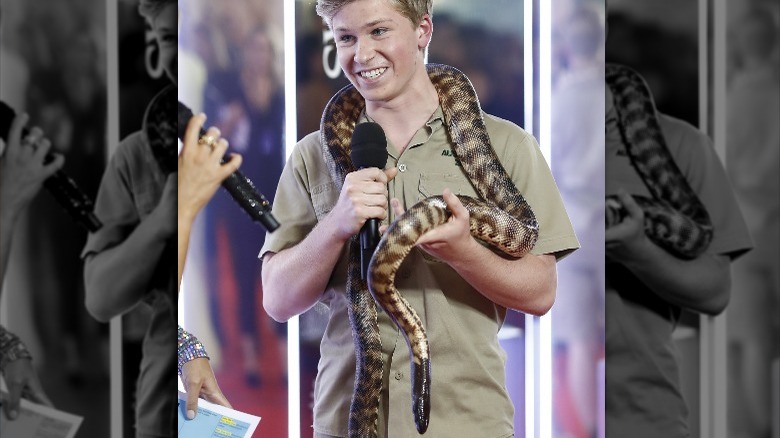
left=320, top=64, right=539, bottom=437
left=606, top=63, right=713, bottom=259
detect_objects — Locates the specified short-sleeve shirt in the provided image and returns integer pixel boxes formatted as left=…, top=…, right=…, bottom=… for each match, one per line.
left=82, top=131, right=176, bottom=438
left=605, top=105, right=752, bottom=438
left=262, top=107, right=579, bottom=437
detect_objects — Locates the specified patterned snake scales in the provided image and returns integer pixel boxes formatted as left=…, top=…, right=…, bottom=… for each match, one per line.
left=605, top=63, right=713, bottom=259
left=321, top=64, right=539, bottom=436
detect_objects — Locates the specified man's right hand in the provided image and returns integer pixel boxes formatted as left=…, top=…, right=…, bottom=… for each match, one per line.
left=329, top=167, right=398, bottom=241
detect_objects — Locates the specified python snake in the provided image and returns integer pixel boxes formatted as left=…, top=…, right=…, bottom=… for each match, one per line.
left=606, top=63, right=713, bottom=259
left=321, top=64, right=539, bottom=436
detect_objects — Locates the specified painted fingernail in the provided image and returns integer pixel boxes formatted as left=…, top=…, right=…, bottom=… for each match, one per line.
left=187, top=409, right=196, bottom=419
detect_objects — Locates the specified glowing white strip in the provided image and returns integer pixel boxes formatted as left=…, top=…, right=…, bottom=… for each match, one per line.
left=698, top=0, right=708, bottom=135
left=704, top=1, right=729, bottom=437
left=539, top=0, right=553, bottom=436
left=539, top=314, right=552, bottom=438
left=106, top=1, right=122, bottom=437
left=525, top=314, right=536, bottom=438
left=284, top=0, right=298, bottom=162
left=523, top=1, right=536, bottom=436
left=696, top=4, right=711, bottom=437
left=282, top=1, right=301, bottom=437
left=539, top=0, right=552, bottom=165
left=524, top=0, right=533, bottom=132
left=712, top=0, right=727, bottom=161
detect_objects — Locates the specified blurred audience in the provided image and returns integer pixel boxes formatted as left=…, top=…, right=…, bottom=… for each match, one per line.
left=551, top=4, right=606, bottom=437
left=726, top=8, right=779, bottom=438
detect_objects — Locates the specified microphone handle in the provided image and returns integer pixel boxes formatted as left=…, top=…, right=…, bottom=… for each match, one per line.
left=359, top=218, right=380, bottom=280
left=190, top=124, right=280, bottom=232
left=219, top=157, right=280, bottom=232
left=353, top=164, right=386, bottom=280
left=43, top=168, right=102, bottom=232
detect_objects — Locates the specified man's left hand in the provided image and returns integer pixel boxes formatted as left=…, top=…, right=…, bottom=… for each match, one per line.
left=387, top=188, right=475, bottom=264
left=605, top=190, right=650, bottom=260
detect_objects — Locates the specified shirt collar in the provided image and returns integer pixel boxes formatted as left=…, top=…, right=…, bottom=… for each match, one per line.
left=357, top=106, right=445, bottom=157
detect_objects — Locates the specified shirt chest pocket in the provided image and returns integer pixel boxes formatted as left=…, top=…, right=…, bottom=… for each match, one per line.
left=417, top=173, right=479, bottom=201
left=415, top=174, right=480, bottom=264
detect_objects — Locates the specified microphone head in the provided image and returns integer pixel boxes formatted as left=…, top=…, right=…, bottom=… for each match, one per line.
left=350, top=122, right=387, bottom=170
left=177, top=100, right=196, bottom=141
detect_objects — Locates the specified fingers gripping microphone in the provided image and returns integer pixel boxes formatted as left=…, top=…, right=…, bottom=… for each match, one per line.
left=177, top=101, right=280, bottom=233
left=350, top=122, right=388, bottom=280
left=0, top=102, right=102, bottom=232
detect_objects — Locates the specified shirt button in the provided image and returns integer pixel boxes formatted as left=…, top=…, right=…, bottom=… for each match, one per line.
left=394, top=371, right=403, bottom=380
left=398, top=164, right=407, bottom=172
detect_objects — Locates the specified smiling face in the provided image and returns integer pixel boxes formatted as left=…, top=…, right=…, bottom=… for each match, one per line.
left=331, top=0, right=431, bottom=106
left=150, top=3, right=177, bottom=84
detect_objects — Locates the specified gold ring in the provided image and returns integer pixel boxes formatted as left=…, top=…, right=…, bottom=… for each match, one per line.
left=198, top=135, right=217, bottom=147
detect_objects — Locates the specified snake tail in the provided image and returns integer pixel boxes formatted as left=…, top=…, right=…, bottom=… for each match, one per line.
left=412, top=358, right=431, bottom=433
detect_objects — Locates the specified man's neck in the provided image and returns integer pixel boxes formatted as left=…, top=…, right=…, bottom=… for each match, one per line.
left=365, top=70, right=439, bottom=154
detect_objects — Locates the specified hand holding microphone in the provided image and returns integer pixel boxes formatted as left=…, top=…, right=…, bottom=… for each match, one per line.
left=178, top=113, right=242, bottom=223
left=349, top=122, right=389, bottom=280
left=0, top=102, right=102, bottom=232
left=177, top=101, right=280, bottom=232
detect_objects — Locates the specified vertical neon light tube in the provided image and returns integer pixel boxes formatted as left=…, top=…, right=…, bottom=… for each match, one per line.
left=283, top=1, right=300, bottom=437
left=524, top=0, right=534, bottom=133
left=106, top=1, right=122, bottom=437
left=525, top=314, right=536, bottom=438
left=697, top=2, right=712, bottom=437
left=538, top=0, right=553, bottom=437
left=523, top=1, right=536, bottom=436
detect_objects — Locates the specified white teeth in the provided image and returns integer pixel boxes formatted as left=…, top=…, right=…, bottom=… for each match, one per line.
left=360, top=67, right=386, bottom=79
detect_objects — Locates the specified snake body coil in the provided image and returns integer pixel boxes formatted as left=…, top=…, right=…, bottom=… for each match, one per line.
left=606, top=64, right=713, bottom=259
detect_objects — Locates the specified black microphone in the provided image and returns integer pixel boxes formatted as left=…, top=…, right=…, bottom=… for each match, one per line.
left=0, top=102, right=102, bottom=232
left=350, top=122, right=388, bottom=280
left=177, top=101, right=280, bottom=233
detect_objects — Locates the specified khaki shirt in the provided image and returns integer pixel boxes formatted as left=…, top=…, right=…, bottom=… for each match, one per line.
left=262, top=107, right=578, bottom=437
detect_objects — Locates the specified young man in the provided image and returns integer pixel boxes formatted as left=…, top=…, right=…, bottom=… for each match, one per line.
left=604, top=68, right=753, bottom=437
left=0, top=113, right=60, bottom=421
left=82, top=1, right=234, bottom=436
left=261, top=0, right=578, bottom=436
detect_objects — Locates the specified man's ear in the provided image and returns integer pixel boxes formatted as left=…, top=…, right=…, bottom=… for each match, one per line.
left=418, top=13, right=433, bottom=49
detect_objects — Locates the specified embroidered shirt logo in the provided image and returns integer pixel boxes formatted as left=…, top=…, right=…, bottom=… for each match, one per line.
left=441, top=149, right=462, bottom=166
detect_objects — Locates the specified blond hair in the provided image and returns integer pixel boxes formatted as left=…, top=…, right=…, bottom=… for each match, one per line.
left=315, top=0, right=432, bottom=27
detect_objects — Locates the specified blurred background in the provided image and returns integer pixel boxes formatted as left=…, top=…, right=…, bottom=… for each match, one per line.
left=178, top=0, right=289, bottom=435
left=0, top=0, right=109, bottom=436
left=1, top=0, right=178, bottom=436
left=606, top=0, right=779, bottom=437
